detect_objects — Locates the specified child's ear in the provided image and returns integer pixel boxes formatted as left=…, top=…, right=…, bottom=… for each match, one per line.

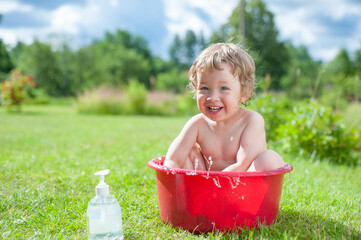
left=240, top=95, right=249, bottom=103
left=240, top=87, right=251, bottom=103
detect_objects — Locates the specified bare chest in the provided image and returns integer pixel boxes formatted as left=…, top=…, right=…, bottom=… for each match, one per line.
left=198, top=129, right=243, bottom=171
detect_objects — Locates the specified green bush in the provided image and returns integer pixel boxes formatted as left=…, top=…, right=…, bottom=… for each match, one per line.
left=251, top=94, right=361, bottom=166
left=124, top=80, right=148, bottom=114
left=0, top=69, right=36, bottom=111
left=250, top=93, right=292, bottom=141
left=25, top=88, right=51, bottom=105
left=276, top=102, right=360, bottom=166
left=155, top=68, right=189, bottom=93
left=77, top=85, right=199, bottom=116
left=77, top=99, right=126, bottom=115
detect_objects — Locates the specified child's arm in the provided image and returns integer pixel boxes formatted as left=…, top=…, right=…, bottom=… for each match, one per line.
left=223, top=112, right=267, bottom=172
left=163, top=115, right=200, bottom=169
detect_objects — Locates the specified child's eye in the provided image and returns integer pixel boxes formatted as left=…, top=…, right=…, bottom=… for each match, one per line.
left=221, top=87, right=229, bottom=91
left=200, top=87, right=209, bottom=91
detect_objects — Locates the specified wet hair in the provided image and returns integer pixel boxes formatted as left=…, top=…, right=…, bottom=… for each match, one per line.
left=188, top=43, right=255, bottom=106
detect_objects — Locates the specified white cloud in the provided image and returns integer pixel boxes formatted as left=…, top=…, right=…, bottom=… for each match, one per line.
left=0, top=27, right=49, bottom=46
left=0, top=0, right=33, bottom=13
left=266, top=0, right=361, bottom=61
left=109, top=0, right=119, bottom=7
left=187, top=0, right=237, bottom=28
left=50, top=5, right=83, bottom=35
left=321, top=0, right=361, bottom=20
left=161, top=0, right=238, bottom=58
left=274, top=9, right=316, bottom=45
left=163, top=0, right=237, bottom=37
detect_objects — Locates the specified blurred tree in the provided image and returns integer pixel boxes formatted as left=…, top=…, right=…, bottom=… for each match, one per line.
left=355, top=48, right=361, bottom=73
left=9, top=41, right=26, bottom=66
left=90, top=30, right=152, bottom=87
left=103, top=30, right=152, bottom=60
left=210, top=0, right=290, bottom=90
left=169, top=34, right=183, bottom=66
left=169, top=30, right=207, bottom=69
left=326, top=49, right=353, bottom=76
left=73, top=46, right=101, bottom=90
left=54, top=43, right=79, bottom=95
left=281, top=44, right=321, bottom=99
left=184, top=30, right=197, bottom=65
left=16, top=40, right=64, bottom=96
left=0, top=40, right=14, bottom=81
left=155, top=68, right=188, bottom=93
left=319, top=49, right=360, bottom=106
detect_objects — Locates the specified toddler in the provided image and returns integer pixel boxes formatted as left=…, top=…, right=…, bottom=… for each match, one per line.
left=164, top=43, right=284, bottom=172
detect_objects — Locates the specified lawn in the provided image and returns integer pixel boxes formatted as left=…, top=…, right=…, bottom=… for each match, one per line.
left=1, top=105, right=360, bottom=239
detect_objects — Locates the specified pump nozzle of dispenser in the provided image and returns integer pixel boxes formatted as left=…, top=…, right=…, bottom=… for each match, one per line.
left=95, top=169, right=110, bottom=196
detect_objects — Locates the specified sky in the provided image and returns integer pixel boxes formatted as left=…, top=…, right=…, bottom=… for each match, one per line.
left=0, top=0, right=360, bottom=62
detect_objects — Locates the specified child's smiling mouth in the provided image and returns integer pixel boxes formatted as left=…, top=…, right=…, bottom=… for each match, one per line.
left=208, top=106, right=223, bottom=113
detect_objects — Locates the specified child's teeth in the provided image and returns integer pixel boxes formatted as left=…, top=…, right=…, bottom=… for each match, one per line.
left=209, top=107, right=221, bottom=111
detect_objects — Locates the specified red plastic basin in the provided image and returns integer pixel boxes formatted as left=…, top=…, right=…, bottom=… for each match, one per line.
left=148, top=156, right=293, bottom=233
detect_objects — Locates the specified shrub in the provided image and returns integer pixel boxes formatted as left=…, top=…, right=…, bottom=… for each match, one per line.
left=77, top=99, right=126, bottom=115
left=25, top=88, right=51, bottom=105
left=0, top=69, right=35, bottom=111
left=250, top=93, right=292, bottom=141
left=276, top=101, right=360, bottom=166
left=155, top=68, right=189, bottom=93
left=124, top=80, right=148, bottom=114
left=251, top=94, right=361, bottom=166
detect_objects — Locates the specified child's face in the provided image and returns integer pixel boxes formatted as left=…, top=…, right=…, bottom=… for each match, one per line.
left=196, top=62, right=247, bottom=122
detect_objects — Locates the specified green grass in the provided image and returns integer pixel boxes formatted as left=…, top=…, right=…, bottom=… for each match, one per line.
left=1, top=105, right=360, bottom=239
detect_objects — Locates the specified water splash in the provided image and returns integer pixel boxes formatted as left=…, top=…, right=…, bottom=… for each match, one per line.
left=228, top=178, right=238, bottom=189
left=206, top=156, right=213, bottom=179
left=184, top=158, right=199, bottom=176
left=194, top=158, right=199, bottom=171
left=208, top=156, right=213, bottom=171
left=228, top=177, right=246, bottom=189
left=186, top=171, right=197, bottom=176
left=162, top=166, right=170, bottom=175
left=212, top=177, right=221, bottom=188
left=228, top=177, right=247, bottom=189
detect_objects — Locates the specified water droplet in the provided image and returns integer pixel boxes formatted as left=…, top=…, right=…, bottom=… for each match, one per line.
left=212, top=177, right=221, bottom=188
left=194, top=158, right=199, bottom=171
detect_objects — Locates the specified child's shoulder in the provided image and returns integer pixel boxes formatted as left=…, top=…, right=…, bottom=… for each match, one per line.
left=181, top=114, right=209, bottom=133
left=242, top=108, right=265, bottom=124
left=188, top=113, right=208, bottom=125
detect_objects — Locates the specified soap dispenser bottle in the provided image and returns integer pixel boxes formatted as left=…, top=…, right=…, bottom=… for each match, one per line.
left=87, top=169, right=123, bottom=240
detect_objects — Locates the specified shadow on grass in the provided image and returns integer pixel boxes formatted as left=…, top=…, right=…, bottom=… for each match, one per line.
left=190, top=209, right=361, bottom=239
left=274, top=209, right=361, bottom=239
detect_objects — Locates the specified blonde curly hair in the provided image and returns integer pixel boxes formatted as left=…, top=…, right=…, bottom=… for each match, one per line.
left=188, top=43, right=255, bottom=106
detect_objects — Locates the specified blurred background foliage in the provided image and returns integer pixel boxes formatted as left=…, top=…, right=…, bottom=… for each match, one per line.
left=0, top=0, right=360, bottom=164
left=0, top=0, right=360, bottom=105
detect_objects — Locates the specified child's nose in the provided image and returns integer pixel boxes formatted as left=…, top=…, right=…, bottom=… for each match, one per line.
left=207, top=91, right=220, bottom=101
